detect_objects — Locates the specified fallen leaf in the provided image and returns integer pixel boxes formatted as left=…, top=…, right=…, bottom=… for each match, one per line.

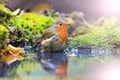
left=7, top=44, right=24, bottom=56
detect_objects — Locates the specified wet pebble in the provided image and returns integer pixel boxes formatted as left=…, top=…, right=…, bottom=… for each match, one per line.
left=24, top=45, right=32, bottom=51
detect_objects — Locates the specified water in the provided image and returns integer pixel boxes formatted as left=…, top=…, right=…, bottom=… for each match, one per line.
left=0, top=52, right=120, bottom=80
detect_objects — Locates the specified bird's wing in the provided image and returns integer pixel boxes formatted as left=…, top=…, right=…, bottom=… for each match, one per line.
left=34, top=24, right=58, bottom=43
left=32, top=24, right=58, bottom=48
left=32, top=30, right=56, bottom=48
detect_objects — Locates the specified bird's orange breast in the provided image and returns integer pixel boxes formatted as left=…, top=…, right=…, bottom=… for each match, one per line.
left=55, top=26, right=68, bottom=44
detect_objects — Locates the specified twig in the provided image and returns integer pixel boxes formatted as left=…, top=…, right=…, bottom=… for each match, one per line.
left=0, top=1, right=14, bottom=11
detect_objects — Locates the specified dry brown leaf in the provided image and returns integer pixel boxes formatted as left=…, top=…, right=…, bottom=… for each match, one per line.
left=7, top=44, right=24, bottom=56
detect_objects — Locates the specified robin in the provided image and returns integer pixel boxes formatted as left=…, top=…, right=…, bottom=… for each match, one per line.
left=32, top=21, right=69, bottom=53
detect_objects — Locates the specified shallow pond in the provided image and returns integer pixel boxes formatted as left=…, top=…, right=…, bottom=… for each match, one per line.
left=0, top=52, right=120, bottom=80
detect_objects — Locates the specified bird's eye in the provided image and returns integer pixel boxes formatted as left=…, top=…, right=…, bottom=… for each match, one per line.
left=59, top=23, right=62, bottom=26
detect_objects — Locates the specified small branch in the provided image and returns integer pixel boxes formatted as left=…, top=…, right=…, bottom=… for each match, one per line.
left=0, top=1, right=15, bottom=11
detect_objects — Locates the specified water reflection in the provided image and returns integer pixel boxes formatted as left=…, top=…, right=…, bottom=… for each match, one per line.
left=0, top=61, right=20, bottom=79
left=37, top=53, right=68, bottom=80
left=0, top=52, right=119, bottom=80
left=0, top=53, right=68, bottom=80
left=0, top=57, right=39, bottom=80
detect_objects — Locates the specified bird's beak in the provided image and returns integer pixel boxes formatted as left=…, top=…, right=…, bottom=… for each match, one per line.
left=67, top=23, right=71, bottom=26
left=64, top=21, right=70, bottom=25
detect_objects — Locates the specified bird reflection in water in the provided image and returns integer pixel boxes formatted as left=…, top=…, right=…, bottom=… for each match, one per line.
left=37, top=53, right=68, bottom=80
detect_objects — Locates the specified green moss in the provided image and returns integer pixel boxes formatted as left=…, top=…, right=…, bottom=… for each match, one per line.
left=10, top=13, right=55, bottom=40
left=69, top=17, right=120, bottom=49
left=0, top=24, right=9, bottom=49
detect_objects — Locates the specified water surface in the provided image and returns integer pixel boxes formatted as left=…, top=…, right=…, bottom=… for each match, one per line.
left=0, top=52, right=119, bottom=80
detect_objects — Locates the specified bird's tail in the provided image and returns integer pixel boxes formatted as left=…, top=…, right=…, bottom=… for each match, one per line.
left=31, top=38, right=42, bottom=49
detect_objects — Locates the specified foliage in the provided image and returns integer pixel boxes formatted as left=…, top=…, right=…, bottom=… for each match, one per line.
left=68, top=17, right=120, bottom=49
left=9, top=13, right=55, bottom=40
left=0, top=24, right=9, bottom=49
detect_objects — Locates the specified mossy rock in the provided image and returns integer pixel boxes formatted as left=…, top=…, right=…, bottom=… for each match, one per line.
left=12, top=13, right=55, bottom=40
left=68, top=17, right=120, bottom=49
